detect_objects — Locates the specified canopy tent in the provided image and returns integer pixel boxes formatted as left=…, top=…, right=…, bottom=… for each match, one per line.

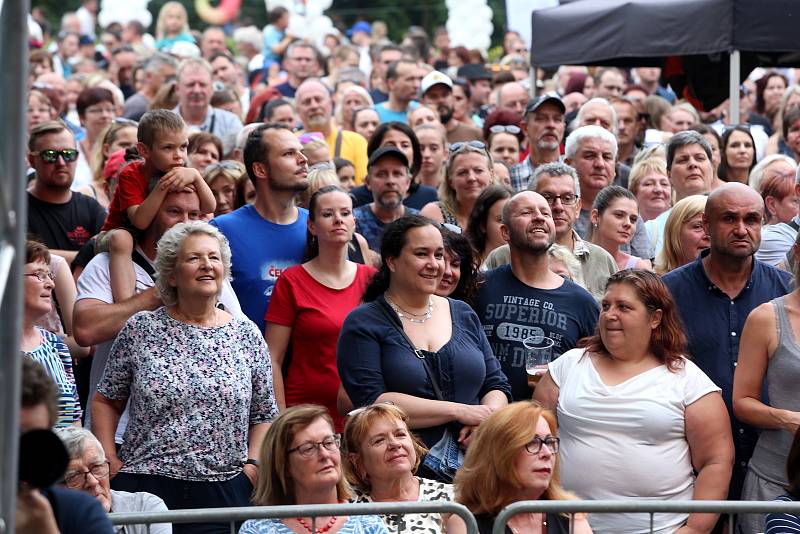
left=530, top=0, right=800, bottom=115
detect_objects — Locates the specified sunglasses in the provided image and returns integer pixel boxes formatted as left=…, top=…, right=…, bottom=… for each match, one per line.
left=449, top=140, right=487, bottom=153
left=489, top=125, right=521, bottom=135
left=30, top=148, right=79, bottom=163
left=206, top=161, right=243, bottom=173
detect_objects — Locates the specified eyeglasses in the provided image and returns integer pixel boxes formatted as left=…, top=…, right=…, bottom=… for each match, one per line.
left=449, top=140, right=487, bottom=153
left=63, top=461, right=111, bottom=488
left=541, top=193, right=579, bottom=206
left=30, top=149, right=79, bottom=163
left=524, top=435, right=560, bottom=455
left=85, top=106, right=116, bottom=115
left=489, top=125, right=521, bottom=135
left=24, top=271, right=55, bottom=283
left=288, top=435, right=341, bottom=458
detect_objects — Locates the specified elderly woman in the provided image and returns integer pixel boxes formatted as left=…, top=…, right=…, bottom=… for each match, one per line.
left=240, top=405, right=388, bottom=534
left=203, top=160, right=246, bottom=217
left=337, top=85, right=374, bottom=131
left=55, top=426, right=171, bottom=534
left=345, top=403, right=459, bottom=533
left=93, top=221, right=278, bottom=534
left=452, top=401, right=592, bottom=534
left=628, top=158, right=671, bottom=222
left=421, top=141, right=496, bottom=231
left=338, top=215, right=511, bottom=482
left=654, top=195, right=709, bottom=275
left=733, top=233, right=800, bottom=534
left=21, top=240, right=81, bottom=427
left=535, top=270, right=734, bottom=534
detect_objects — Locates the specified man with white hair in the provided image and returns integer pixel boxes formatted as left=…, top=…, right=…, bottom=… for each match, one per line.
left=575, top=97, right=631, bottom=188
left=565, top=125, right=653, bottom=259
left=295, top=78, right=368, bottom=182
left=233, top=26, right=265, bottom=74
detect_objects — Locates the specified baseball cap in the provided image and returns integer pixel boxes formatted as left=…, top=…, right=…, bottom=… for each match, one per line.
left=457, top=64, right=492, bottom=81
left=420, top=71, right=453, bottom=96
left=368, top=146, right=409, bottom=169
left=524, top=95, right=566, bottom=117
left=347, top=21, right=372, bottom=38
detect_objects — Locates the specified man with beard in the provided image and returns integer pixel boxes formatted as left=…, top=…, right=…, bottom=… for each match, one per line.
left=354, top=146, right=418, bottom=251
left=419, top=70, right=481, bottom=143
left=663, top=182, right=791, bottom=501
left=172, top=57, right=243, bottom=155
left=295, top=79, right=368, bottom=183
left=211, top=124, right=310, bottom=331
left=476, top=190, right=598, bottom=401
left=510, top=96, right=566, bottom=192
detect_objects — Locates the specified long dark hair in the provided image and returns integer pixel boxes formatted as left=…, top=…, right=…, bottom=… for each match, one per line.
left=718, top=125, right=757, bottom=182
left=466, top=184, right=513, bottom=257
left=366, top=121, right=422, bottom=177
left=443, top=229, right=480, bottom=307
left=303, top=185, right=351, bottom=261
left=363, top=214, right=438, bottom=302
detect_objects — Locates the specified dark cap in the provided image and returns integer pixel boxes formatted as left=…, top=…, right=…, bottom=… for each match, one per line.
left=457, top=64, right=492, bottom=81
left=524, top=95, right=566, bottom=118
left=368, top=146, right=409, bottom=169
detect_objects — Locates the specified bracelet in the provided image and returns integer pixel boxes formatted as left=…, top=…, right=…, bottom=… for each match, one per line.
left=245, top=458, right=259, bottom=466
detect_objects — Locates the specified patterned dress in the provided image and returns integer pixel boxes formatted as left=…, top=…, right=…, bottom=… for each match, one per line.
left=352, top=477, right=454, bottom=533
left=97, top=307, right=278, bottom=481
left=239, top=515, right=388, bottom=534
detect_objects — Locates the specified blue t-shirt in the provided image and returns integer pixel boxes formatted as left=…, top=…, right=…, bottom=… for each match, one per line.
left=241, top=514, right=388, bottom=534
left=262, top=24, right=285, bottom=68
left=375, top=101, right=419, bottom=124
left=43, top=486, right=115, bottom=534
left=338, top=297, right=512, bottom=447
left=354, top=205, right=419, bottom=252
left=766, top=494, right=800, bottom=534
left=210, top=204, right=308, bottom=332
left=475, top=265, right=599, bottom=401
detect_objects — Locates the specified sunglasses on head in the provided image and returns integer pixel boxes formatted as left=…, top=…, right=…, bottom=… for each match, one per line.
left=30, top=148, right=79, bottom=163
left=489, top=125, right=521, bottom=135
left=449, top=140, right=486, bottom=153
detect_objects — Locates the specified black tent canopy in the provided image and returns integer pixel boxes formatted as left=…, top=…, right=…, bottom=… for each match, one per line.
left=530, top=0, right=800, bottom=111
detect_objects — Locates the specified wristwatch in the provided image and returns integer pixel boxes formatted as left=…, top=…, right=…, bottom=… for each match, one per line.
left=244, top=458, right=259, bottom=466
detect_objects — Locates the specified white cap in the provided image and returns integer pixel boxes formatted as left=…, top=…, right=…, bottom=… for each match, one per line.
left=420, top=70, right=453, bottom=96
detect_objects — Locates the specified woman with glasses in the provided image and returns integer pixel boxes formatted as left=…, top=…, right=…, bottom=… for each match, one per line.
left=718, top=125, right=757, bottom=184
left=203, top=160, right=246, bottom=218
left=20, top=240, right=82, bottom=428
left=421, top=141, right=495, bottom=231
left=452, top=401, right=592, bottom=534
left=535, top=270, right=733, bottom=534
left=338, top=215, right=511, bottom=482
left=344, top=403, right=460, bottom=534
left=55, top=426, right=171, bottom=534
left=77, top=119, right=139, bottom=208
left=93, top=222, right=278, bottom=534
left=75, top=87, right=119, bottom=188
left=240, top=405, right=388, bottom=534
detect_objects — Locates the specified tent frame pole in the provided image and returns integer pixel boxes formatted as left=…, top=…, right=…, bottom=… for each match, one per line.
left=729, top=49, right=740, bottom=124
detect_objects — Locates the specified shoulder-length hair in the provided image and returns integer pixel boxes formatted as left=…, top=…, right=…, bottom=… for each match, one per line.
left=655, top=195, right=707, bottom=275
left=465, top=184, right=513, bottom=260
left=455, top=401, right=575, bottom=515
left=440, top=143, right=494, bottom=217
left=443, top=229, right=480, bottom=307
left=253, top=405, right=352, bottom=505
left=578, top=269, right=688, bottom=371
left=718, top=125, right=757, bottom=182
left=155, top=221, right=232, bottom=307
left=343, top=403, right=427, bottom=491
left=366, top=122, right=421, bottom=177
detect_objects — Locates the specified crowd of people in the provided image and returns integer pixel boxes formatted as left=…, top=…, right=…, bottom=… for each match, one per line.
left=16, top=2, right=800, bottom=533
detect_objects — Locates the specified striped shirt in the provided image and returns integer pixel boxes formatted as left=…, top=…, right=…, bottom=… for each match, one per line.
left=23, top=327, right=82, bottom=427
left=765, top=495, right=800, bottom=534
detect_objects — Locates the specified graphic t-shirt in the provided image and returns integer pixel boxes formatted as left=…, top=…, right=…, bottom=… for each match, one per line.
left=475, top=264, right=599, bottom=400
left=27, top=192, right=106, bottom=251
left=211, top=204, right=308, bottom=332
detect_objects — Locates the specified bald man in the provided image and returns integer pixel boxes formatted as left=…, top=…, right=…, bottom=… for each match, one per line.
left=295, top=79, right=368, bottom=183
left=663, top=182, right=792, bottom=501
left=475, top=191, right=598, bottom=400
left=497, top=81, right=529, bottom=116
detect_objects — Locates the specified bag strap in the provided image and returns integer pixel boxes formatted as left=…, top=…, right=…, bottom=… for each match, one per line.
left=788, top=218, right=799, bottom=231
left=334, top=129, right=343, bottom=159
left=131, top=249, right=156, bottom=277
left=375, top=299, right=445, bottom=401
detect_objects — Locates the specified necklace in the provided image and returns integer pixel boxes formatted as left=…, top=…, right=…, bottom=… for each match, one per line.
left=295, top=516, right=337, bottom=533
left=385, top=294, right=433, bottom=323
left=508, top=513, right=547, bottom=534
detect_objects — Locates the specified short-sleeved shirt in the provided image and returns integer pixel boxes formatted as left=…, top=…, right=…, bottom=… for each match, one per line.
left=755, top=218, right=798, bottom=266
left=240, top=515, right=388, bottom=534
left=261, top=24, right=285, bottom=67
left=23, top=328, right=82, bottom=427
left=337, top=297, right=512, bottom=447
left=324, top=128, right=368, bottom=184
left=27, top=191, right=106, bottom=251
left=97, top=307, right=278, bottom=481
left=550, top=348, right=720, bottom=534
left=354, top=205, right=419, bottom=252
left=211, top=204, right=308, bottom=332
left=475, top=265, right=599, bottom=400
left=102, top=160, right=152, bottom=231
left=265, top=263, right=375, bottom=430
left=375, top=101, right=419, bottom=124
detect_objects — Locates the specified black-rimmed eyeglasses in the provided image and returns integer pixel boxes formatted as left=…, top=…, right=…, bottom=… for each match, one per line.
left=288, top=435, right=341, bottom=458
left=525, top=436, right=560, bottom=455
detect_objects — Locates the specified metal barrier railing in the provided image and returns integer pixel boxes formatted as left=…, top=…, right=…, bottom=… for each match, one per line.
left=492, top=500, right=800, bottom=534
left=110, top=501, right=479, bottom=534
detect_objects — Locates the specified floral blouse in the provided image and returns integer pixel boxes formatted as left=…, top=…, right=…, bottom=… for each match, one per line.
left=97, top=307, right=278, bottom=481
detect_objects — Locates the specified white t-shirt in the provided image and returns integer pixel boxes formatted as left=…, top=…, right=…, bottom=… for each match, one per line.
left=549, top=348, right=720, bottom=534
left=76, top=250, right=243, bottom=440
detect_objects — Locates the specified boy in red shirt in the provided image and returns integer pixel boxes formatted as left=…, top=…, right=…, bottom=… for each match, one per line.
left=101, top=109, right=215, bottom=301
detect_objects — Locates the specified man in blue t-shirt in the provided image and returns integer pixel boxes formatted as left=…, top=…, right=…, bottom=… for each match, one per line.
left=375, top=59, right=421, bottom=124
left=211, top=124, right=309, bottom=332
left=476, top=191, right=599, bottom=401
